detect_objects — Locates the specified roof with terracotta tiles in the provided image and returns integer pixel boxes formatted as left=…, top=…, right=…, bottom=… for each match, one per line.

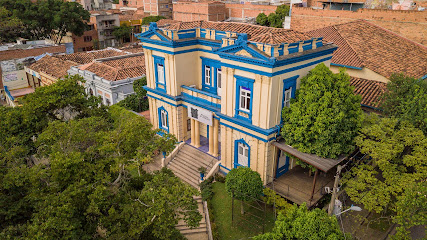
left=308, top=20, right=427, bottom=78
left=28, top=55, right=77, bottom=79
left=56, top=49, right=128, bottom=64
left=349, top=77, right=386, bottom=108
left=163, top=21, right=313, bottom=44
left=156, top=19, right=179, bottom=27
left=0, top=45, right=66, bottom=61
left=80, top=55, right=146, bottom=81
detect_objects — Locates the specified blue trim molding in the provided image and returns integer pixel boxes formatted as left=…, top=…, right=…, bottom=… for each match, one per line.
left=331, top=63, right=363, bottom=70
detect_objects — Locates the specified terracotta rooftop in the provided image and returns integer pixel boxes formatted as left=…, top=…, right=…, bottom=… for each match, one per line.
left=308, top=20, right=427, bottom=79
left=119, top=13, right=146, bottom=21
left=79, top=55, right=146, bottom=81
left=0, top=45, right=65, bottom=61
left=28, top=55, right=77, bottom=79
left=156, top=19, right=179, bottom=27
left=163, top=21, right=313, bottom=44
left=56, top=49, right=128, bottom=64
left=349, top=77, right=386, bottom=108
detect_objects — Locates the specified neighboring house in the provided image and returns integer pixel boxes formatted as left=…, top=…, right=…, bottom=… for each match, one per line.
left=136, top=20, right=339, bottom=206
left=90, top=11, right=121, bottom=49
left=76, top=0, right=114, bottom=10
left=307, top=20, right=427, bottom=111
left=25, top=55, right=77, bottom=86
left=319, top=0, right=364, bottom=11
left=25, top=48, right=131, bottom=87
left=68, top=53, right=145, bottom=105
left=0, top=43, right=67, bottom=106
left=173, top=1, right=227, bottom=22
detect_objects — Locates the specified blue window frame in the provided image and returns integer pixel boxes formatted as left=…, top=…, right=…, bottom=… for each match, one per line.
left=153, top=55, right=166, bottom=93
left=234, top=139, right=250, bottom=168
left=235, top=75, right=255, bottom=123
left=201, top=57, right=222, bottom=95
left=282, top=76, right=298, bottom=109
left=158, top=106, right=169, bottom=133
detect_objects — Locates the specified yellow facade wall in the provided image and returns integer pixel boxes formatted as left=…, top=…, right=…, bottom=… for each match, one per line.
left=330, top=65, right=390, bottom=83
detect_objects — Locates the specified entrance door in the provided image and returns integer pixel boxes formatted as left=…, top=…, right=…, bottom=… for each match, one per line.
left=276, top=150, right=289, bottom=178
left=237, top=142, right=249, bottom=167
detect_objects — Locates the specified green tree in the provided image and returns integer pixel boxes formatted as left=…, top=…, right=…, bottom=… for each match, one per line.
left=256, top=12, right=269, bottom=26
left=51, top=1, right=90, bottom=44
left=275, top=4, right=290, bottom=18
left=254, top=204, right=346, bottom=240
left=267, top=13, right=283, bottom=28
left=225, top=167, right=263, bottom=214
left=257, top=4, right=290, bottom=28
left=392, top=182, right=426, bottom=240
left=0, top=0, right=89, bottom=42
left=117, top=77, right=149, bottom=112
left=343, top=116, right=427, bottom=238
left=112, top=25, right=132, bottom=44
left=380, top=73, right=427, bottom=134
left=142, top=15, right=166, bottom=25
left=0, top=103, right=194, bottom=239
left=0, top=7, right=23, bottom=43
left=281, top=63, right=363, bottom=158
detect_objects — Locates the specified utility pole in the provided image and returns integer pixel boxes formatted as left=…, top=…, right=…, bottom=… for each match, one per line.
left=328, top=165, right=342, bottom=216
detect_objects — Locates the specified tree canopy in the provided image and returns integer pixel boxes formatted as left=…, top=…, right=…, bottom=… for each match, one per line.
left=117, top=77, right=149, bottom=112
left=0, top=7, right=23, bottom=43
left=253, top=204, right=346, bottom=240
left=141, top=15, right=166, bottom=25
left=380, top=73, right=427, bottom=134
left=225, top=167, right=263, bottom=201
left=343, top=115, right=426, bottom=238
left=112, top=25, right=132, bottom=44
left=0, top=0, right=90, bottom=43
left=0, top=76, right=199, bottom=239
left=281, top=63, right=363, bottom=159
left=256, top=4, right=289, bottom=28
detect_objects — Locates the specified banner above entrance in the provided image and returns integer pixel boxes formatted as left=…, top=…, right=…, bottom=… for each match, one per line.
left=188, top=104, right=213, bottom=126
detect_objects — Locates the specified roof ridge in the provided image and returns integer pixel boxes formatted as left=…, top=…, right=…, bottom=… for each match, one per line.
left=332, top=24, right=365, bottom=68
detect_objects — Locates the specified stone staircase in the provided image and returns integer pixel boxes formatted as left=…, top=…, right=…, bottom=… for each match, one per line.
left=167, top=144, right=218, bottom=189
left=176, top=196, right=209, bottom=240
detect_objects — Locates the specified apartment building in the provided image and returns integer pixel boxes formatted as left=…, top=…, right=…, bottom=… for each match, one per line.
left=118, top=0, right=172, bottom=17
left=90, top=11, right=121, bottom=48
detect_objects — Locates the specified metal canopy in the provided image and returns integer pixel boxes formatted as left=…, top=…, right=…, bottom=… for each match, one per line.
left=272, top=140, right=347, bottom=172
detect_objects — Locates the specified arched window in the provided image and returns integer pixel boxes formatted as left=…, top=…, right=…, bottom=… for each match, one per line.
left=158, top=106, right=169, bottom=133
left=234, top=139, right=250, bottom=168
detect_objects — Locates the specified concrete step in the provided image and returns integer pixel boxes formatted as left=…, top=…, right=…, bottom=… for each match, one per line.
left=173, top=155, right=211, bottom=173
left=181, top=145, right=216, bottom=160
left=178, top=146, right=216, bottom=166
left=169, top=160, right=200, bottom=179
left=180, top=227, right=208, bottom=235
left=169, top=165, right=199, bottom=188
left=177, top=223, right=207, bottom=231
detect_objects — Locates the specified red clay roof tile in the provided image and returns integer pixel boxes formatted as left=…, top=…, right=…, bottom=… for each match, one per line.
left=308, top=20, right=427, bottom=78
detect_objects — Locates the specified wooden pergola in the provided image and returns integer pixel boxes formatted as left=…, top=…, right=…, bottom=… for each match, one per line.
left=271, top=140, right=347, bottom=205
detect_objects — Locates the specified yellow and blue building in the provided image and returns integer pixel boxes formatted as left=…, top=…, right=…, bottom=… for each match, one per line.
left=136, top=21, right=337, bottom=184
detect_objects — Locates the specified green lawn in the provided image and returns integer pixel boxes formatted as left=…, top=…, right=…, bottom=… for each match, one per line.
left=210, top=182, right=276, bottom=240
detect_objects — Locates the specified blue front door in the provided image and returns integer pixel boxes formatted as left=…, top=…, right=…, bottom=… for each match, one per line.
left=276, top=150, right=289, bottom=178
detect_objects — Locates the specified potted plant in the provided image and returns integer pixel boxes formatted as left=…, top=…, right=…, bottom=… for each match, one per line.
left=198, top=166, right=207, bottom=181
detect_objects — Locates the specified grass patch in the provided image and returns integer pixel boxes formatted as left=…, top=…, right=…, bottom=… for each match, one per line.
left=210, top=182, right=276, bottom=240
